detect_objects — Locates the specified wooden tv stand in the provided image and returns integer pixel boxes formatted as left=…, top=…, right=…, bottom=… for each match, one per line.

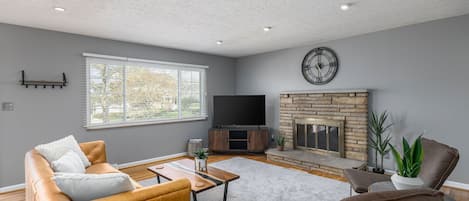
left=208, top=127, right=269, bottom=153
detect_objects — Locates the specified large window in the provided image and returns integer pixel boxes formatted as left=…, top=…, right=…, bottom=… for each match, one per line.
left=85, top=53, right=207, bottom=129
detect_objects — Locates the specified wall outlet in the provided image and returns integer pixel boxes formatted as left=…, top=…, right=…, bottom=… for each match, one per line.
left=384, top=152, right=390, bottom=159
left=2, top=102, right=14, bottom=111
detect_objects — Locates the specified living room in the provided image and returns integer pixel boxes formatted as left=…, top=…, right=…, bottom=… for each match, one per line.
left=0, top=1, right=468, bottom=201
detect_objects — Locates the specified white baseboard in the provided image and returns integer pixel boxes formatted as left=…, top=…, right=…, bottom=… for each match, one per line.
left=117, top=152, right=187, bottom=169
left=444, top=180, right=469, bottom=190
left=0, top=183, right=25, bottom=193
left=0, top=152, right=187, bottom=193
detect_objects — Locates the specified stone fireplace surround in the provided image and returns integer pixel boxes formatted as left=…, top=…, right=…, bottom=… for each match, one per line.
left=266, top=89, right=368, bottom=176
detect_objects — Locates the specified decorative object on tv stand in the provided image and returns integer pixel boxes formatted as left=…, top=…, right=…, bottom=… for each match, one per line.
left=369, top=111, right=393, bottom=174
left=275, top=135, right=285, bottom=151
left=390, top=135, right=424, bottom=190
left=194, top=149, right=208, bottom=172
left=20, top=70, right=67, bottom=88
left=187, top=139, right=203, bottom=157
left=301, top=47, right=339, bottom=85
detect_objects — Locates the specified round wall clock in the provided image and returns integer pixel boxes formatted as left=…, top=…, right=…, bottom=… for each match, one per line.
left=301, top=47, right=339, bottom=85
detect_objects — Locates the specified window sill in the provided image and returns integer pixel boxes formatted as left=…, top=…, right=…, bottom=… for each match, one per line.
left=84, top=116, right=208, bottom=130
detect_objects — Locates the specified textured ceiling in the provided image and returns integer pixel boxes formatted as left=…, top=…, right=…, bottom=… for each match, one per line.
left=1, top=0, right=469, bottom=57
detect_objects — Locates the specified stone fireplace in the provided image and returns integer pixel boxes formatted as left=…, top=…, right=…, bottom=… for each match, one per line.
left=266, top=89, right=368, bottom=176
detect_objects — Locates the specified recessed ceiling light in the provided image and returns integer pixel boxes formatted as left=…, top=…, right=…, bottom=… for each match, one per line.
left=216, top=40, right=223, bottom=45
left=263, top=26, right=272, bottom=32
left=54, top=7, right=66, bottom=12
left=340, top=4, right=351, bottom=11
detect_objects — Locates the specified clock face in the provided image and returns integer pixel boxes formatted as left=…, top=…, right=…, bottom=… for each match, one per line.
left=301, top=47, right=339, bottom=85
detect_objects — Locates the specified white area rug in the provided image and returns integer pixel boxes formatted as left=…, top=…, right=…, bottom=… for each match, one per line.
left=139, top=157, right=350, bottom=201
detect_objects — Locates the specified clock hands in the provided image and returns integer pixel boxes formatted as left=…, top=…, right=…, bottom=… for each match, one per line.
left=304, top=52, right=333, bottom=82
left=317, top=52, right=322, bottom=66
left=315, top=63, right=322, bottom=78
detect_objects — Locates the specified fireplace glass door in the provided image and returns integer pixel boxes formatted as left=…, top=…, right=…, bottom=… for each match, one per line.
left=294, top=118, right=344, bottom=157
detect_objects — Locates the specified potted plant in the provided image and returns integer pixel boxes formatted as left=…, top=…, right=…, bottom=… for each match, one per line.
left=390, top=136, right=424, bottom=190
left=275, top=135, right=285, bottom=151
left=193, top=149, right=208, bottom=172
left=369, top=111, right=393, bottom=174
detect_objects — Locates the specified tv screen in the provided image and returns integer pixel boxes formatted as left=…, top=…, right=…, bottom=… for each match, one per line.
left=213, top=95, right=265, bottom=126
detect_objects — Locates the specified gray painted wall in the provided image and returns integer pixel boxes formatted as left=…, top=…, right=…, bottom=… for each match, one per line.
left=0, top=23, right=236, bottom=187
left=236, top=14, right=469, bottom=183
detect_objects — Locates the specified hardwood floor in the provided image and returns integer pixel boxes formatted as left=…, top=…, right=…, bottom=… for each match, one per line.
left=1, top=154, right=467, bottom=201
left=441, top=186, right=469, bottom=201
left=0, top=189, right=25, bottom=201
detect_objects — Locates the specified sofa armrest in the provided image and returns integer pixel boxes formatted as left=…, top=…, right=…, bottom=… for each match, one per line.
left=79, top=140, right=107, bottom=164
left=94, top=178, right=191, bottom=201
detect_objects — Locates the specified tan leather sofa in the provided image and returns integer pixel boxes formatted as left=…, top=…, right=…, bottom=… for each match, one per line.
left=25, top=140, right=191, bottom=201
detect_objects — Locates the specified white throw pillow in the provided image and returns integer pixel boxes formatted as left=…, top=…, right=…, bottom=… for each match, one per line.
left=51, top=151, right=86, bottom=173
left=54, top=173, right=135, bottom=201
left=35, top=135, right=91, bottom=167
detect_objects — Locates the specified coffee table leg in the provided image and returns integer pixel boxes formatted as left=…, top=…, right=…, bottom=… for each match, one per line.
left=157, top=175, right=161, bottom=184
left=192, top=191, right=197, bottom=201
left=223, top=182, right=229, bottom=201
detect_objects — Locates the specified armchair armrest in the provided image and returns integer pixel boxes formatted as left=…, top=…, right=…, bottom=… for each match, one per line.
left=94, top=178, right=191, bottom=201
left=341, top=189, right=446, bottom=201
left=79, top=140, right=107, bottom=164
left=344, top=168, right=391, bottom=193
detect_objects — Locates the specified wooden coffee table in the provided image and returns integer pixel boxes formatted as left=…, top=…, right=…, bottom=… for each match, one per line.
left=147, top=159, right=239, bottom=201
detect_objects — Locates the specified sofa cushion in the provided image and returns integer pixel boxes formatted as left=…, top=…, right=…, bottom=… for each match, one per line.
left=54, top=172, right=136, bottom=201
left=86, top=163, right=120, bottom=174
left=86, top=163, right=142, bottom=188
left=344, top=169, right=390, bottom=193
left=51, top=151, right=86, bottom=173
left=35, top=135, right=91, bottom=167
left=79, top=140, right=107, bottom=164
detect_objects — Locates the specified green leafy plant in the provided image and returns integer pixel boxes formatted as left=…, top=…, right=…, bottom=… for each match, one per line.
left=369, top=111, right=393, bottom=172
left=275, top=135, right=285, bottom=146
left=193, top=149, right=208, bottom=160
left=390, top=136, right=424, bottom=178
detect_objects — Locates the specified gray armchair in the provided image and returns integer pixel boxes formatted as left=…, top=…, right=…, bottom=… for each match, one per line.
left=344, top=138, right=459, bottom=194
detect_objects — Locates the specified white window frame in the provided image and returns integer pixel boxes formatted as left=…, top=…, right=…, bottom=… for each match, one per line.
left=84, top=53, right=208, bottom=130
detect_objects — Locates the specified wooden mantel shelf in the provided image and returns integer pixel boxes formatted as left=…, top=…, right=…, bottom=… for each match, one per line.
left=280, top=89, right=368, bottom=95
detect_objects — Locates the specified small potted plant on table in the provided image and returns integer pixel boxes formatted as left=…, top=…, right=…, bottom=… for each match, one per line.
left=194, top=149, right=208, bottom=172
left=390, top=135, right=424, bottom=190
left=275, top=135, right=285, bottom=151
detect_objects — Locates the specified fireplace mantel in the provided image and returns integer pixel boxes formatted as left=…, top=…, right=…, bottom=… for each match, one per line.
left=280, top=89, right=368, bottom=95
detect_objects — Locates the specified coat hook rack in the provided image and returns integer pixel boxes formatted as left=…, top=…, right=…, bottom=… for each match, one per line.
left=20, top=70, right=67, bottom=89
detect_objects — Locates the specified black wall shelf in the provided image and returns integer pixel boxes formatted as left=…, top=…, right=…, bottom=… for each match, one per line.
left=20, top=70, right=67, bottom=89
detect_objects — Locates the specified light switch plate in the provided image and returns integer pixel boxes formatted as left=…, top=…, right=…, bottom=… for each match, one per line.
left=2, top=102, right=14, bottom=111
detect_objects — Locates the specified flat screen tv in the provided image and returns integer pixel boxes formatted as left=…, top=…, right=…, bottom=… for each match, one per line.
left=213, top=95, right=265, bottom=127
